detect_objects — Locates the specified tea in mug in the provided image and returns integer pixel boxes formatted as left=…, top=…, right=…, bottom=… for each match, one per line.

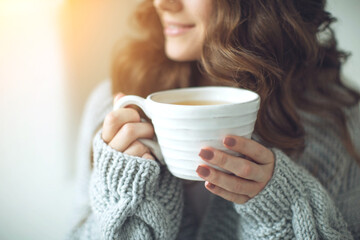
left=172, top=100, right=230, bottom=106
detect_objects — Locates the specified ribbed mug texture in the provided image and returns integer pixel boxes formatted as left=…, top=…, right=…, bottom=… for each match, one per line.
left=114, top=87, right=260, bottom=181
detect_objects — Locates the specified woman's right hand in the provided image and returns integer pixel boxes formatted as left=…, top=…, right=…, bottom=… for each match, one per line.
left=101, top=93, right=155, bottom=160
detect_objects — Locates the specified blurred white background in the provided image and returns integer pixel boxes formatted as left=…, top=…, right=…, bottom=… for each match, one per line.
left=0, top=0, right=359, bottom=239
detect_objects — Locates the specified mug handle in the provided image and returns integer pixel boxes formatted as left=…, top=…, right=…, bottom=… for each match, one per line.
left=113, top=96, right=164, bottom=165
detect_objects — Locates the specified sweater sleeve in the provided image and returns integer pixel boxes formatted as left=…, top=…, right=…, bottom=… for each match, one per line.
left=233, top=149, right=353, bottom=240
left=68, top=132, right=184, bottom=240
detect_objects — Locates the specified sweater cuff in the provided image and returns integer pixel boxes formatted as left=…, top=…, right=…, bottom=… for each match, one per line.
left=91, top=131, right=161, bottom=201
left=234, top=149, right=305, bottom=223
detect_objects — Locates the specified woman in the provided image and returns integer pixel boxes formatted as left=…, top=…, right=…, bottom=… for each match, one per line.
left=68, top=0, right=360, bottom=239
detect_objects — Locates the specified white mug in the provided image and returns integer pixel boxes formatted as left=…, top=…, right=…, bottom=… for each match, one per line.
left=113, top=86, right=260, bottom=181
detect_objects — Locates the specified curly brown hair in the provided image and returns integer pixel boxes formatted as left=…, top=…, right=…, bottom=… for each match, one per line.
left=111, top=0, right=360, bottom=163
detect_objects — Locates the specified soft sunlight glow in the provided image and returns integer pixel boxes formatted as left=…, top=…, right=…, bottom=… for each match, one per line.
left=0, top=0, right=72, bottom=239
left=0, top=0, right=63, bottom=16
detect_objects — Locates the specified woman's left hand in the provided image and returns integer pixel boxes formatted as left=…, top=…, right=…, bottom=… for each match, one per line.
left=196, top=135, right=275, bottom=204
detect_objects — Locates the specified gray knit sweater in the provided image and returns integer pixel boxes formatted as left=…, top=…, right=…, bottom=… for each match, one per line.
left=68, top=81, right=360, bottom=239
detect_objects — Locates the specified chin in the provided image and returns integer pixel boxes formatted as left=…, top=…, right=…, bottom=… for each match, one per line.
left=166, top=53, right=194, bottom=62
left=165, top=45, right=200, bottom=62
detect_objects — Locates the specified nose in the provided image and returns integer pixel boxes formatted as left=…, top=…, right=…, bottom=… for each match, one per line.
left=153, top=0, right=182, bottom=12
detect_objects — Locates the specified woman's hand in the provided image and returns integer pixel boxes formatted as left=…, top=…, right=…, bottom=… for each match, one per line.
left=196, top=135, right=275, bottom=204
left=101, top=93, right=155, bottom=160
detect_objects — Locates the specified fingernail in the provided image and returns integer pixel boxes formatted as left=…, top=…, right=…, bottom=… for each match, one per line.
left=199, top=149, right=214, bottom=160
left=114, top=93, right=124, bottom=103
left=196, top=166, right=210, bottom=177
left=224, top=137, right=236, bottom=147
left=206, top=182, right=215, bottom=189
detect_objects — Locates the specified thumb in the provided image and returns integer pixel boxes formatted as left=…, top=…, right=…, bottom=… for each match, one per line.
left=113, top=92, right=126, bottom=105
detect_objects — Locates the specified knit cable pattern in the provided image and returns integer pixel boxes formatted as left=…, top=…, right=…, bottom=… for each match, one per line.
left=233, top=149, right=353, bottom=240
left=78, top=132, right=184, bottom=240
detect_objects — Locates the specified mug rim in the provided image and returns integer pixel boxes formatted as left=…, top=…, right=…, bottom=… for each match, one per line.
left=147, top=86, right=260, bottom=107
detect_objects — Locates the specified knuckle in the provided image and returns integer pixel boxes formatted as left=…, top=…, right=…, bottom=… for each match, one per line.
left=122, top=123, right=135, bottom=137
left=217, top=152, right=227, bottom=166
left=104, top=112, right=118, bottom=126
left=239, top=162, right=252, bottom=178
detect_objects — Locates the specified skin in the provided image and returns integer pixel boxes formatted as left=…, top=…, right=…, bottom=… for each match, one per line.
left=153, top=0, right=212, bottom=61
left=196, top=136, right=274, bottom=204
left=103, top=0, right=275, bottom=204
left=101, top=93, right=155, bottom=160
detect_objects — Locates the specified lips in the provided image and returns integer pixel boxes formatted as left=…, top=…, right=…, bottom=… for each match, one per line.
left=164, top=21, right=195, bottom=36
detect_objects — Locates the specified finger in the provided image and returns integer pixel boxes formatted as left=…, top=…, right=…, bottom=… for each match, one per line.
left=109, top=122, right=154, bottom=152
left=102, top=108, right=141, bottom=143
left=113, top=92, right=126, bottom=105
left=142, top=153, right=155, bottom=160
left=196, top=165, right=262, bottom=197
left=223, top=136, right=274, bottom=165
left=124, top=141, right=150, bottom=157
left=199, top=148, right=266, bottom=182
left=204, top=181, right=250, bottom=204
